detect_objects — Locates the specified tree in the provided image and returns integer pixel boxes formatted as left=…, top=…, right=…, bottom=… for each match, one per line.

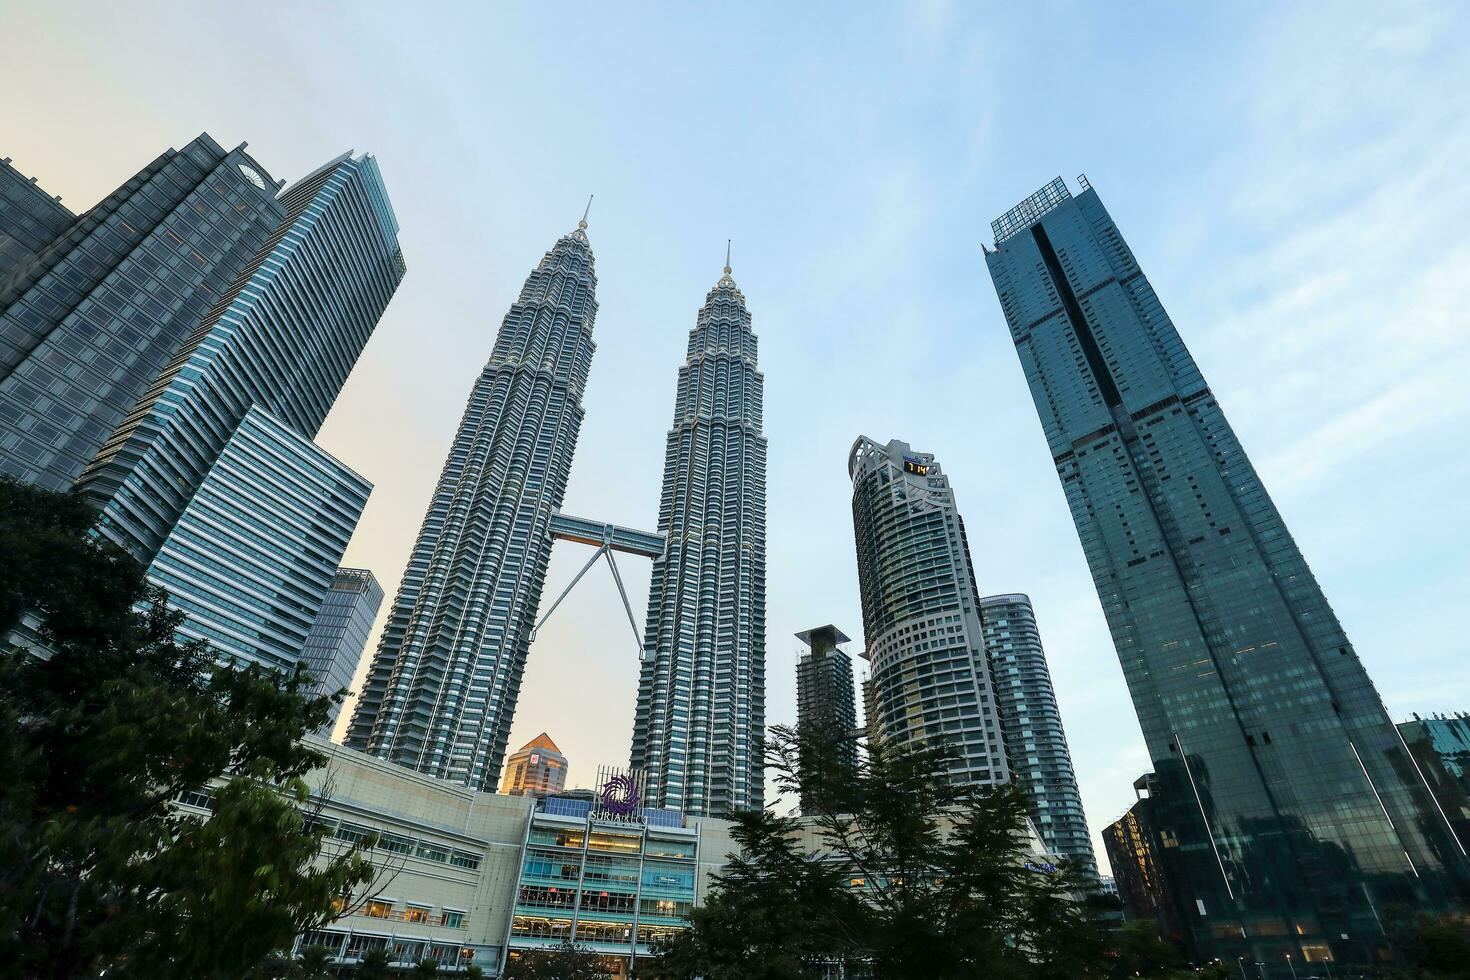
left=0, top=478, right=376, bottom=980
left=293, top=945, right=337, bottom=980
left=356, top=947, right=392, bottom=980
left=1382, top=910, right=1470, bottom=980
left=1104, top=922, right=1186, bottom=980
left=654, top=723, right=1157, bottom=980
left=411, top=957, right=443, bottom=978
left=500, top=941, right=607, bottom=980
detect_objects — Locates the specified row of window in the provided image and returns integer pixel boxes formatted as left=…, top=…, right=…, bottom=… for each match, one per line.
left=351, top=898, right=466, bottom=929
left=175, top=790, right=482, bottom=871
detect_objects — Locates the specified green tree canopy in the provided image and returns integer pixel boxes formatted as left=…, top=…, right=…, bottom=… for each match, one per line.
left=501, top=941, right=608, bottom=980
left=0, top=478, right=376, bottom=980
left=652, top=723, right=1193, bottom=980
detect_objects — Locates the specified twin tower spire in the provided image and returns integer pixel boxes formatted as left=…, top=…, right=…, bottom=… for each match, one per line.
left=347, top=211, right=766, bottom=818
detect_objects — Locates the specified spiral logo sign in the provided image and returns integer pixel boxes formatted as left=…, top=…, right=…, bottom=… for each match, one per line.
left=600, top=774, right=640, bottom=816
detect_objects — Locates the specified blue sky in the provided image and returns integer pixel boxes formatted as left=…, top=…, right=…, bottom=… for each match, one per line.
left=8, top=0, right=1469, bottom=872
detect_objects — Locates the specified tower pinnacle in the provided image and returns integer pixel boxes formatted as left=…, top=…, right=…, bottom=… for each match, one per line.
left=579, top=194, right=593, bottom=230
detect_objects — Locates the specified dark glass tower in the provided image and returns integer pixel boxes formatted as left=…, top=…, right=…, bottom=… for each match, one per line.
left=0, top=156, right=74, bottom=281
left=347, top=221, right=598, bottom=791
left=979, top=593, right=1098, bottom=878
left=632, top=260, right=768, bottom=817
left=795, top=624, right=859, bottom=812
left=0, top=134, right=283, bottom=489
left=984, top=177, right=1468, bottom=969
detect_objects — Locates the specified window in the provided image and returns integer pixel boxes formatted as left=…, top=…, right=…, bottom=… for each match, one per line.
left=403, top=905, right=431, bottom=924
left=441, top=910, right=466, bottom=929
left=364, top=900, right=393, bottom=919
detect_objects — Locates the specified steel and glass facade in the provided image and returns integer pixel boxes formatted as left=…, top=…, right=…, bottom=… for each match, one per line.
left=508, top=796, right=699, bottom=977
left=1397, top=715, right=1470, bottom=854
left=849, top=437, right=1009, bottom=789
left=347, top=223, right=599, bottom=791
left=302, top=567, right=385, bottom=734
left=81, top=153, right=403, bottom=562
left=1103, top=773, right=1195, bottom=957
left=67, top=153, right=402, bottom=677
left=0, top=133, right=283, bottom=489
left=149, top=405, right=370, bottom=672
left=631, top=264, right=768, bottom=817
left=979, top=593, right=1098, bottom=877
left=0, top=156, right=74, bottom=281
left=984, top=177, right=1469, bottom=968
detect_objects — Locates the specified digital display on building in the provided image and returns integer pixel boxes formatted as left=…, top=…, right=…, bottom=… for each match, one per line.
left=903, top=458, right=928, bottom=476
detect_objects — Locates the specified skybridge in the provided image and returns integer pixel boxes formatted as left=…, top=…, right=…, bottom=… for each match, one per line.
left=529, top=511, right=666, bottom=657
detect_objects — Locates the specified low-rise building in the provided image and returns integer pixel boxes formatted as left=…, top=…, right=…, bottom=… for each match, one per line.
left=184, top=739, right=736, bottom=976
left=177, top=738, right=1057, bottom=976
left=498, top=733, right=569, bottom=799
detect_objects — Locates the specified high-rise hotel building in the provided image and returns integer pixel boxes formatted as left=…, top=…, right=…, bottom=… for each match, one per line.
left=631, top=261, right=768, bottom=817
left=1, top=134, right=283, bottom=490
left=848, top=437, right=1009, bottom=789
left=978, top=593, right=1097, bottom=878
left=984, top=177, right=1469, bottom=966
left=348, top=221, right=598, bottom=791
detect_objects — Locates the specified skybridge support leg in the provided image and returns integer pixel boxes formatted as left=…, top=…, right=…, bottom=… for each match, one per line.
left=529, top=543, right=607, bottom=644
left=604, top=547, right=645, bottom=659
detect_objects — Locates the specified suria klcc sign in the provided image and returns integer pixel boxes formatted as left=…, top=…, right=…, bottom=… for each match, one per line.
left=593, top=764, right=646, bottom=822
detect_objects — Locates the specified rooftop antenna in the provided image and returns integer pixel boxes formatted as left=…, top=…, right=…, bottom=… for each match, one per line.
left=724, top=238, right=732, bottom=275
left=580, top=194, right=593, bottom=229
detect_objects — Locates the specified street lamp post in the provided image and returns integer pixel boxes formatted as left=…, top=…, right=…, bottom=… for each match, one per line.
left=1285, top=953, right=1298, bottom=979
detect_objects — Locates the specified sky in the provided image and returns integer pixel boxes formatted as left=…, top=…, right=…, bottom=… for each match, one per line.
left=7, top=0, right=1470, bottom=875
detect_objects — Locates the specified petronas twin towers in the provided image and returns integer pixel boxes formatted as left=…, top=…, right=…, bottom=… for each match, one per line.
left=346, top=219, right=767, bottom=816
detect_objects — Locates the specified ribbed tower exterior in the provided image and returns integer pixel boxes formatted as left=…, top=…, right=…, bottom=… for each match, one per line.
left=346, top=223, right=597, bottom=790
left=632, top=262, right=767, bottom=817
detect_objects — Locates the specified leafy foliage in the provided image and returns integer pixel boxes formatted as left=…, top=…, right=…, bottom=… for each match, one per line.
left=1378, top=910, right=1470, bottom=980
left=356, top=947, right=393, bottom=980
left=652, top=723, right=1186, bottom=980
left=0, top=478, right=375, bottom=980
left=500, top=941, right=609, bottom=979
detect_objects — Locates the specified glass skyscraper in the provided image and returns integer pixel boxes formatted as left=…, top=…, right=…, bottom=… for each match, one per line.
left=984, top=177, right=1469, bottom=968
left=147, top=406, right=370, bottom=673
left=849, top=437, right=1009, bottom=789
left=631, top=261, right=768, bottom=817
left=347, top=220, right=599, bottom=791
left=0, top=133, right=283, bottom=489
left=78, top=153, right=404, bottom=675
left=978, top=592, right=1097, bottom=878
left=302, top=567, right=385, bottom=735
